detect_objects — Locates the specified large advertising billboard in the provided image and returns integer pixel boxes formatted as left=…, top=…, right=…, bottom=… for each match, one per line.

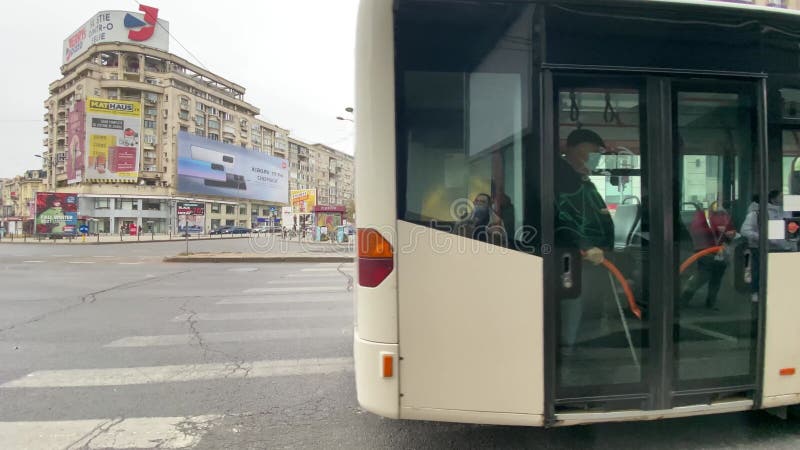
left=177, top=131, right=289, bottom=203
left=67, top=100, right=86, bottom=184
left=35, top=192, right=78, bottom=236
left=291, top=189, right=317, bottom=213
left=63, top=6, right=169, bottom=65
left=83, top=97, right=141, bottom=183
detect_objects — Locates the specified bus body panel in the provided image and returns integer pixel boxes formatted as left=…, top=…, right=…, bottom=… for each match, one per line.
left=354, top=332, right=400, bottom=418
left=396, top=222, right=545, bottom=416
left=354, top=0, right=399, bottom=345
left=401, top=407, right=544, bottom=427
left=762, top=252, right=800, bottom=404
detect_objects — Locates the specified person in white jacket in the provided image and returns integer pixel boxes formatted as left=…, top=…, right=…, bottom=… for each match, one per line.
left=740, top=190, right=795, bottom=301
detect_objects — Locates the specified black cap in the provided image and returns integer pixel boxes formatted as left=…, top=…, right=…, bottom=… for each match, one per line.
left=566, top=129, right=605, bottom=149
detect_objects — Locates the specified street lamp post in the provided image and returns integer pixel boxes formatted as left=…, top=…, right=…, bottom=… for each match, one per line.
left=336, top=107, right=354, bottom=123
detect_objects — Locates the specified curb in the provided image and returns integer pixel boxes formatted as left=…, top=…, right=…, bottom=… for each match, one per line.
left=0, top=236, right=253, bottom=245
left=0, top=236, right=353, bottom=247
left=163, top=255, right=355, bottom=263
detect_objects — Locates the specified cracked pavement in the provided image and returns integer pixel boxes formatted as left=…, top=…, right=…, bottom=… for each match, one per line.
left=2, top=243, right=800, bottom=449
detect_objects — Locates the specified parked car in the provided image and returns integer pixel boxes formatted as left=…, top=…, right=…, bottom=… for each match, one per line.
left=209, top=226, right=232, bottom=235
left=254, top=225, right=281, bottom=233
left=225, top=227, right=251, bottom=235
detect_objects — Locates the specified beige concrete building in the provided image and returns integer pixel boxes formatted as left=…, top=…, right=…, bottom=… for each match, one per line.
left=40, top=8, right=349, bottom=235
left=0, top=170, right=46, bottom=235
left=287, top=138, right=355, bottom=207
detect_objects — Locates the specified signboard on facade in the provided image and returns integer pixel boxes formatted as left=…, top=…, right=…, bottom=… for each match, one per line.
left=82, top=97, right=142, bottom=183
left=291, top=189, right=317, bottom=213
left=67, top=100, right=86, bottom=184
left=176, top=131, right=289, bottom=203
left=63, top=5, right=170, bottom=65
left=34, top=192, right=78, bottom=236
left=177, top=202, right=205, bottom=216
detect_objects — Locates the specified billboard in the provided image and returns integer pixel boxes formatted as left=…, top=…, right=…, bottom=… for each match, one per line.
left=66, top=100, right=86, bottom=184
left=83, top=97, right=141, bottom=183
left=177, top=202, right=205, bottom=216
left=63, top=6, right=169, bottom=65
left=35, top=192, right=78, bottom=236
left=291, top=189, right=317, bottom=213
left=177, top=131, right=289, bottom=203
left=176, top=202, right=205, bottom=234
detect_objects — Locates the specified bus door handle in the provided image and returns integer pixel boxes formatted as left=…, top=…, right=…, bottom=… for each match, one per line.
left=742, top=248, right=753, bottom=285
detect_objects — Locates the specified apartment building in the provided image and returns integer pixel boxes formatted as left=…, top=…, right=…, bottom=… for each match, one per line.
left=40, top=7, right=344, bottom=234
left=0, top=170, right=47, bottom=235
left=287, top=139, right=354, bottom=206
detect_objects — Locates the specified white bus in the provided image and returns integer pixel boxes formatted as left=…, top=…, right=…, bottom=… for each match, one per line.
left=353, top=0, right=800, bottom=426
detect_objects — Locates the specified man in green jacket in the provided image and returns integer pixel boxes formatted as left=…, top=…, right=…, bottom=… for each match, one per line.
left=555, top=129, right=615, bottom=358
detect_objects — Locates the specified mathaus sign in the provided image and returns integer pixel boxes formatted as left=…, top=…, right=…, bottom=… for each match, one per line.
left=63, top=5, right=169, bottom=65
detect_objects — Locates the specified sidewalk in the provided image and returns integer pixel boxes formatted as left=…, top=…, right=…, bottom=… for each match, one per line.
left=0, top=233, right=354, bottom=247
left=164, top=252, right=354, bottom=263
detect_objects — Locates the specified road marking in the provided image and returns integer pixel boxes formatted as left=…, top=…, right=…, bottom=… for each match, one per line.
left=117, top=262, right=143, bottom=265
left=0, top=357, right=353, bottom=388
left=171, top=309, right=352, bottom=322
left=105, top=327, right=353, bottom=347
left=301, top=268, right=353, bottom=272
left=267, top=279, right=349, bottom=285
left=217, top=296, right=346, bottom=305
left=242, top=286, right=344, bottom=294
left=68, top=261, right=96, bottom=264
left=284, top=273, right=344, bottom=278
left=0, top=415, right=221, bottom=449
left=23, top=260, right=44, bottom=263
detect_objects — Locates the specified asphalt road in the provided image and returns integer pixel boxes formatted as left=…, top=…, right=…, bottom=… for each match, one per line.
left=1, top=244, right=799, bottom=449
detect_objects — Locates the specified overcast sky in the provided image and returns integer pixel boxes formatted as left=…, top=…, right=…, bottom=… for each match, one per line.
left=0, top=0, right=358, bottom=179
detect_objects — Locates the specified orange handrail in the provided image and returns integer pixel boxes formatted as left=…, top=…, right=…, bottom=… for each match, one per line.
left=581, top=251, right=642, bottom=320
left=679, top=246, right=724, bottom=274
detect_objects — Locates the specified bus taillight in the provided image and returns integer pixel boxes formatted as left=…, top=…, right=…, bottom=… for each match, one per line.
left=357, top=228, right=393, bottom=287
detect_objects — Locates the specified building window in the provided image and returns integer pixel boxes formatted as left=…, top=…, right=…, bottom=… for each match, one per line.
left=144, top=120, right=156, bottom=128
left=208, top=133, right=220, bottom=141
left=211, top=203, right=220, bottom=213
left=194, top=129, right=206, bottom=137
left=94, top=198, right=110, bottom=209
left=208, top=118, right=220, bottom=130
left=239, top=205, right=247, bottom=215
left=225, top=219, right=235, bottom=226
left=180, top=125, right=189, bottom=132
left=211, top=219, right=221, bottom=229
left=115, top=199, right=123, bottom=210
left=225, top=205, right=235, bottom=214
left=143, top=200, right=161, bottom=211
left=194, top=115, right=205, bottom=126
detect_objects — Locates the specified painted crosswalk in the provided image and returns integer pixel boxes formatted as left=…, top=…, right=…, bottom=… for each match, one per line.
left=1, top=261, right=356, bottom=448
left=171, top=308, right=352, bottom=322
left=0, top=415, right=222, bottom=450
left=217, top=295, right=345, bottom=305
left=242, top=285, right=345, bottom=294
left=105, top=327, right=352, bottom=347
left=1, top=357, right=354, bottom=388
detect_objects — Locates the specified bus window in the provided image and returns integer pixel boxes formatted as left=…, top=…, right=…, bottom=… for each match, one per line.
left=397, top=5, right=534, bottom=249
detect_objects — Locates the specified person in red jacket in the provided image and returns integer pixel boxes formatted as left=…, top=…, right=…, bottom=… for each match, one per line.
left=680, top=201, right=736, bottom=310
